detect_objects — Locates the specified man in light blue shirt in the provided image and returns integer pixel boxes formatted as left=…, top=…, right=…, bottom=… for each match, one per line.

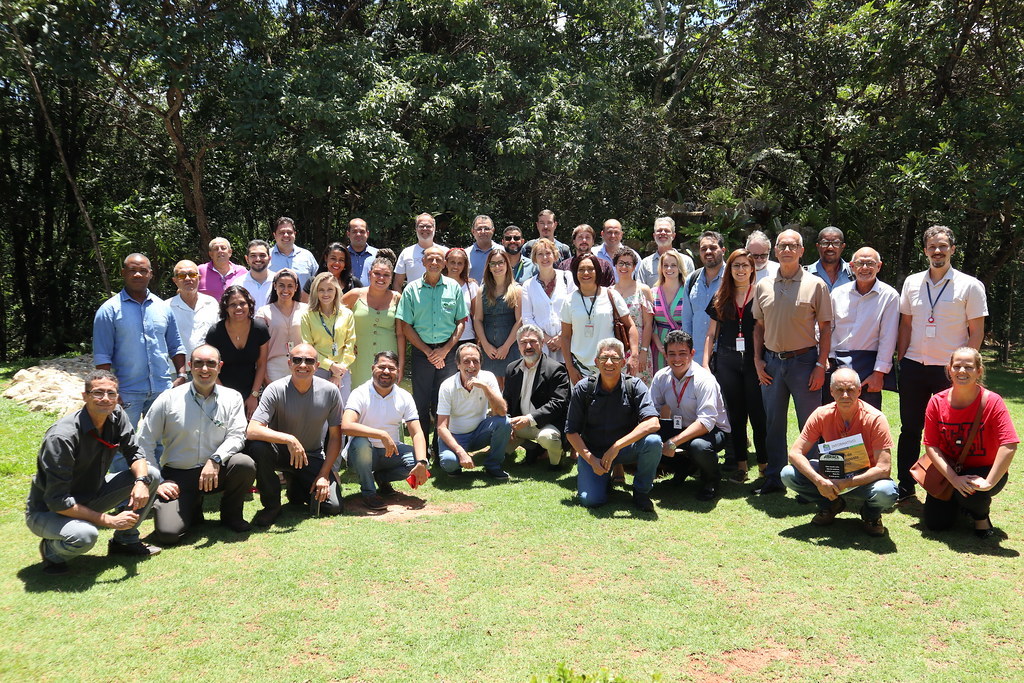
left=93, top=253, right=186, bottom=470
left=805, top=226, right=853, bottom=292
left=346, top=217, right=378, bottom=284
left=466, top=214, right=504, bottom=282
left=269, top=216, right=319, bottom=288
left=594, top=219, right=639, bottom=282
left=682, top=231, right=725, bottom=366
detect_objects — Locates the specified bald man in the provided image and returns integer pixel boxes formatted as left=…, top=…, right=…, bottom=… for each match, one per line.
left=594, top=219, right=638, bottom=282
left=168, top=260, right=219, bottom=357
left=198, top=237, right=248, bottom=300
left=826, top=247, right=898, bottom=410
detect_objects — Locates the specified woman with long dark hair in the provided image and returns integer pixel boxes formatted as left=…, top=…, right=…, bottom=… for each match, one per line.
left=473, top=249, right=522, bottom=387
left=302, top=242, right=362, bottom=301
left=444, top=247, right=479, bottom=344
left=255, top=268, right=307, bottom=381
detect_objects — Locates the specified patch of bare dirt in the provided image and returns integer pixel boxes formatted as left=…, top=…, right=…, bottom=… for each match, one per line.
left=686, top=641, right=806, bottom=681
left=344, top=494, right=475, bottom=521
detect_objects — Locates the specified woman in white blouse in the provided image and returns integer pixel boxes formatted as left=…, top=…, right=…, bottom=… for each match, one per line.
left=521, top=237, right=575, bottom=362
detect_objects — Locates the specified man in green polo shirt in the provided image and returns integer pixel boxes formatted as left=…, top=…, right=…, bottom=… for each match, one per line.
left=396, top=245, right=469, bottom=455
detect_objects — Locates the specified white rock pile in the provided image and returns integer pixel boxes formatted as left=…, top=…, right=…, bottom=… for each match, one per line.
left=3, top=355, right=94, bottom=416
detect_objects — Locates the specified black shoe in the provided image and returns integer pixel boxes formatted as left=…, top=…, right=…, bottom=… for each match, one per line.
left=696, top=486, right=718, bottom=502
left=974, top=517, right=997, bottom=539
left=547, top=462, right=563, bottom=472
left=363, top=494, right=388, bottom=510
left=108, top=540, right=162, bottom=557
left=794, top=494, right=810, bottom=505
left=374, top=474, right=398, bottom=497
left=522, top=445, right=541, bottom=465
left=39, top=540, right=69, bottom=576
left=751, top=481, right=785, bottom=495
left=486, top=469, right=510, bottom=482
left=253, top=505, right=282, bottom=527
left=632, top=490, right=655, bottom=512
left=221, top=516, right=252, bottom=533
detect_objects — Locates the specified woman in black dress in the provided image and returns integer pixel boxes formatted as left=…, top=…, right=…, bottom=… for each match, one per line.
left=205, top=285, right=270, bottom=418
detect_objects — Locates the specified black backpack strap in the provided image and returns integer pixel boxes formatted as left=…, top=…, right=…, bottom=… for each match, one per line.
left=685, top=268, right=702, bottom=296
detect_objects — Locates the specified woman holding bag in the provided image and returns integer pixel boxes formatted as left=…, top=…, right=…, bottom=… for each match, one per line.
left=920, top=347, right=1018, bottom=538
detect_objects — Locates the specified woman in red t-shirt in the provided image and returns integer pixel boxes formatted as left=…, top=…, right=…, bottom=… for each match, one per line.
left=922, top=348, right=1018, bottom=538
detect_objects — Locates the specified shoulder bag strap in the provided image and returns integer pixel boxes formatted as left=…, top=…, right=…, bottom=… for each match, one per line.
left=953, top=389, right=987, bottom=470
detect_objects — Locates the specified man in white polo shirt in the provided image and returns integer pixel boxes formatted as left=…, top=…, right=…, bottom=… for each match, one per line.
left=895, top=225, right=987, bottom=501
left=342, top=351, right=429, bottom=510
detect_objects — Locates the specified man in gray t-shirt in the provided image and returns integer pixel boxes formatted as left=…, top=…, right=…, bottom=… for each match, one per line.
left=246, top=343, right=344, bottom=526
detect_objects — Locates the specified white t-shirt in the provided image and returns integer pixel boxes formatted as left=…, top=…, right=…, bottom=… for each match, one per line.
left=460, top=281, right=480, bottom=340
left=395, top=243, right=447, bottom=282
left=559, top=287, right=629, bottom=371
left=345, top=381, right=419, bottom=448
left=437, top=370, right=500, bottom=434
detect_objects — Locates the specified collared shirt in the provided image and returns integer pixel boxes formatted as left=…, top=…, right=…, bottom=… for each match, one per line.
left=518, top=361, right=539, bottom=422
left=900, top=268, right=988, bottom=366
left=638, top=250, right=695, bottom=288
left=93, top=289, right=184, bottom=394
left=556, top=254, right=615, bottom=287
left=395, top=243, right=447, bottom=283
left=137, top=383, right=246, bottom=469
left=754, top=260, right=780, bottom=283
left=805, top=259, right=854, bottom=292
left=26, top=406, right=144, bottom=513
left=437, top=370, right=501, bottom=434
left=395, top=275, right=468, bottom=345
left=830, top=278, right=899, bottom=373
left=682, top=267, right=724, bottom=364
left=523, top=238, right=572, bottom=262
left=347, top=244, right=379, bottom=284
left=649, top=364, right=731, bottom=433
left=467, top=242, right=505, bottom=282
left=299, top=307, right=357, bottom=372
left=241, top=269, right=277, bottom=310
left=510, top=256, right=537, bottom=284
left=168, top=293, right=220, bottom=357
left=753, top=267, right=833, bottom=353
left=197, top=261, right=248, bottom=301
left=269, top=244, right=319, bottom=288
left=345, top=381, right=419, bottom=448
left=565, top=376, right=659, bottom=455
left=799, top=400, right=893, bottom=467
left=594, top=242, right=640, bottom=283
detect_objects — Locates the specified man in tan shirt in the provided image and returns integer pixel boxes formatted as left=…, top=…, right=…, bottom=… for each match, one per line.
left=752, top=228, right=833, bottom=494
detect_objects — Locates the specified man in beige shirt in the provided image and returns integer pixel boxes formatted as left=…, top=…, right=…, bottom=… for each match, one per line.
left=751, top=228, right=833, bottom=494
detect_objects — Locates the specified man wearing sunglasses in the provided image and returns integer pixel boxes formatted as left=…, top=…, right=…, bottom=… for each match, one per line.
left=26, top=370, right=162, bottom=575
left=501, top=225, right=536, bottom=284
left=246, top=343, right=344, bottom=525
left=138, top=345, right=255, bottom=544
left=168, top=259, right=219, bottom=357
left=746, top=230, right=779, bottom=283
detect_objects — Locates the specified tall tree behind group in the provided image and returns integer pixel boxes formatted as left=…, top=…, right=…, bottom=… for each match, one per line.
left=0, top=0, right=1020, bottom=360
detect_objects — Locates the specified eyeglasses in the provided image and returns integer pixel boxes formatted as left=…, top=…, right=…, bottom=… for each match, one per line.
left=503, top=235, right=523, bottom=241
left=616, top=262, right=635, bottom=269
left=776, top=244, right=800, bottom=251
left=577, top=267, right=596, bottom=274
left=852, top=260, right=878, bottom=268
left=596, top=355, right=623, bottom=364
left=818, top=240, right=843, bottom=248
left=175, top=271, right=200, bottom=280
left=489, top=261, right=507, bottom=268
left=731, top=262, right=752, bottom=269
left=748, top=253, right=769, bottom=260
left=191, top=360, right=219, bottom=369
left=87, top=390, right=119, bottom=399
left=290, top=356, right=318, bottom=366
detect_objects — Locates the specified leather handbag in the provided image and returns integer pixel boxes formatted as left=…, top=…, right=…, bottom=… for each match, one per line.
left=910, top=390, right=986, bottom=501
left=607, top=289, right=630, bottom=349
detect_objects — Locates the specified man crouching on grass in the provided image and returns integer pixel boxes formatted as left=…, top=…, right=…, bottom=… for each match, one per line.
left=26, top=370, right=162, bottom=575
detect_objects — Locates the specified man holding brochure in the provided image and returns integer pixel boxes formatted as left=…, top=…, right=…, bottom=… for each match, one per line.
left=781, top=368, right=899, bottom=536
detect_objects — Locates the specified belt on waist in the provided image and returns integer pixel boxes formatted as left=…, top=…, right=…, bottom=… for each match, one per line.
left=423, top=341, right=449, bottom=350
left=768, top=346, right=816, bottom=359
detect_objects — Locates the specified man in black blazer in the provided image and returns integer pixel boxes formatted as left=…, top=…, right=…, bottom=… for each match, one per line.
left=503, top=324, right=571, bottom=469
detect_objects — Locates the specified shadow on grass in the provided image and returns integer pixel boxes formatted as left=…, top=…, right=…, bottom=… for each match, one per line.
left=342, top=491, right=428, bottom=517
left=557, top=491, right=659, bottom=521
left=17, top=554, right=143, bottom=592
left=428, top=468, right=523, bottom=491
left=909, top=521, right=1020, bottom=558
left=652, top=479, right=720, bottom=512
left=778, top=520, right=898, bottom=554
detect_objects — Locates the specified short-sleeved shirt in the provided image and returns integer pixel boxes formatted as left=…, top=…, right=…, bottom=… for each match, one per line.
left=900, top=268, right=988, bottom=366
left=197, top=261, right=248, bottom=301
left=251, top=376, right=343, bottom=458
left=798, top=400, right=894, bottom=467
left=395, top=243, right=447, bottom=282
left=752, top=267, right=833, bottom=353
left=93, top=289, right=184, bottom=394
left=269, top=245, right=319, bottom=288
left=395, top=275, right=468, bottom=345
left=467, top=242, right=505, bottom=283
left=638, top=251, right=695, bottom=288
left=682, top=267, right=723, bottom=364
left=437, top=370, right=501, bottom=434
left=565, top=376, right=659, bottom=455
left=26, top=406, right=144, bottom=513
left=924, top=389, right=1018, bottom=469
left=706, top=296, right=755, bottom=354
left=559, top=287, right=629, bottom=370
left=345, top=381, right=419, bottom=448
left=523, top=238, right=572, bottom=262
left=805, top=259, right=854, bottom=292
left=649, top=364, right=731, bottom=433
left=347, top=245, right=379, bottom=284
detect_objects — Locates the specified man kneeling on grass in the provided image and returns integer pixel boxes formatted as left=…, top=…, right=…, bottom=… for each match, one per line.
left=26, top=370, right=162, bottom=575
left=342, top=351, right=430, bottom=510
left=781, top=368, right=899, bottom=536
left=246, top=343, right=344, bottom=525
left=565, top=337, right=662, bottom=512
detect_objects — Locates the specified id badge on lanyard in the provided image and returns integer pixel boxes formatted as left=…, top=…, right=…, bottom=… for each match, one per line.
left=735, top=335, right=746, bottom=353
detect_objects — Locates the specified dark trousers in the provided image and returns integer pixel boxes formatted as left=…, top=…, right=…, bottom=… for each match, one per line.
left=714, top=348, right=767, bottom=467
left=152, top=455, right=256, bottom=544
left=411, top=345, right=458, bottom=451
left=897, top=358, right=950, bottom=495
left=924, top=469, right=1008, bottom=530
left=665, top=427, right=728, bottom=485
left=248, top=441, right=341, bottom=515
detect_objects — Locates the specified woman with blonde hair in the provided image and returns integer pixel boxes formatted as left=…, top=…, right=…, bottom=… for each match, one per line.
left=647, top=248, right=688, bottom=372
left=300, top=271, right=357, bottom=402
left=521, top=237, right=575, bottom=361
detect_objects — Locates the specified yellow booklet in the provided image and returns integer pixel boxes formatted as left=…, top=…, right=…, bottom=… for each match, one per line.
left=818, top=433, right=870, bottom=479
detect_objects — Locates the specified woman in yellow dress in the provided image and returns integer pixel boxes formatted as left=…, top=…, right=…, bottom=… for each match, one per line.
left=342, top=255, right=405, bottom=389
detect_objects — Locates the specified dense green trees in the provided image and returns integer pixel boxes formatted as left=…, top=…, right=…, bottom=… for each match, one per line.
left=1, top=0, right=1021, bottom=359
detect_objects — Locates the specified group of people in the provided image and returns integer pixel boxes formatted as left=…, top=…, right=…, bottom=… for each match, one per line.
left=26, top=212, right=1018, bottom=575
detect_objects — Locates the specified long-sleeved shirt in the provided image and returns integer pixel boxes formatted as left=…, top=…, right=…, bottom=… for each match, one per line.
left=137, top=383, right=246, bottom=469
left=682, top=267, right=723, bottom=365
left=829, top=279, right=899, bottom=373
left=93, top=289, right=184, bottom=394
left=299, top=307, right=357, bottom=372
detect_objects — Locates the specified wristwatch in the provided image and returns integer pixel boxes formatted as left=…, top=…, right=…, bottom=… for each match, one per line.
left=639, top=346, right=649, bottom=352
left=209, top=454, right=223, bottom=466
left=416, top=459, right=429, bottom=467
left=135, top=475, right=153, bottom=485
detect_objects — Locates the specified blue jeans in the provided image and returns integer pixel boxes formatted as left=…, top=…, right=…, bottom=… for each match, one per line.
left=26, top=464, right=162, bottom=563
left=780, top=463, right=899, bottom=519
left=439, top=416, right=511, bottom=474
left=577, top=434, right=662, bottom=507
left=111, top=391, right=163, bottom=473
left=347, top=437, right=416, bottom=496
left=761, top=349, right=822, bottom=484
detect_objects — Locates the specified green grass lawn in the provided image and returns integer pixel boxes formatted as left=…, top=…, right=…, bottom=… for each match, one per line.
left=1, top=357, right=1022, bottom=681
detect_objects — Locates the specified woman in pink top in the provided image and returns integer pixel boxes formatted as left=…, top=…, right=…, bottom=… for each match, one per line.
left=255, top=269, right=308, bottom=382
left=646, top=249, right=688, bottom=372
